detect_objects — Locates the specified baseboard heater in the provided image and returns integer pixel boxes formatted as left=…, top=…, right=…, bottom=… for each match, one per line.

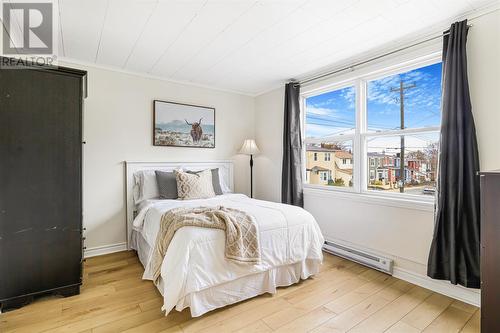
left=323, top=241, right=393, bottom=274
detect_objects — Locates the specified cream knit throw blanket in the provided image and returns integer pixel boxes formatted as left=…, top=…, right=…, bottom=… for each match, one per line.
left=150, top=206, right=261, bottom=283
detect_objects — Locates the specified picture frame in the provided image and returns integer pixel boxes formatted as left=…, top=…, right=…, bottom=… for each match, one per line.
left=153, top=100, right=215, bottom=148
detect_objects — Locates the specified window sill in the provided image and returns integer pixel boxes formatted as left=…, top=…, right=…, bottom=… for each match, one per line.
left=303, top=185, right=435, bottom=212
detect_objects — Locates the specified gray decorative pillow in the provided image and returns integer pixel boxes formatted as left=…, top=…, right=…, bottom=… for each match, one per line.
left=175, top=169, right=216, bottom=200
left=155, top=171, right=178, bottom=199
left=187, top=168, right=223, bottom=195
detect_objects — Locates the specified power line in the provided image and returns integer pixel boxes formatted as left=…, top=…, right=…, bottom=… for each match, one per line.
left=390, top=80, right=417, bottom=192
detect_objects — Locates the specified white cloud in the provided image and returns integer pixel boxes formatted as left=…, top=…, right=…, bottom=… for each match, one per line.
left=305, top=123, right=355, bottom=139
left=306, top=106, right=332, bottom=116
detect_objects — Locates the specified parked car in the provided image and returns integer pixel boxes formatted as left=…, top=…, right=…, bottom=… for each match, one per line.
left=423, top=187, right=436, bottom=195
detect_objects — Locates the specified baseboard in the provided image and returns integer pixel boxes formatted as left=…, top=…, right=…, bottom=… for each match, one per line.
left=393, top=267, right=480, bottom=307
left=84, top=242, right=128, bottom=258
left=83, top=243, right=480, bottom=306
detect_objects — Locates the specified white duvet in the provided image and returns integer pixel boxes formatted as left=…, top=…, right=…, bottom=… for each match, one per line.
left=132, top=194, right=324, bottom=316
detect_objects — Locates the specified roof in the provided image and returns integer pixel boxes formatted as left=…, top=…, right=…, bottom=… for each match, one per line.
left=335, top=163, right=353, bottom=175
left=367, top=152, right=392, bottom=157
left=306, top=144, right=339, bottom=152
left=306, top=144, right=353, bottom=158
left=308, top=166, right=330, bottom=172
left=335, top=151, right=352, bottom=159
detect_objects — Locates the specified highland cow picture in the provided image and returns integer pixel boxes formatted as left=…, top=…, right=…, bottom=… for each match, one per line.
left=153, top=100, right=215, bottom=148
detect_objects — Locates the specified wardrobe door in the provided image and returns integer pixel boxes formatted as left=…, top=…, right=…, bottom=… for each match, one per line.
left=0, top=67, right=83, bottom=301
left=480, top=171, right=500, bottom=333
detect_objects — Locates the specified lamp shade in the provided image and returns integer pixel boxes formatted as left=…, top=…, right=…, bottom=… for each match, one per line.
left=239, top=139, right=260, bottom=155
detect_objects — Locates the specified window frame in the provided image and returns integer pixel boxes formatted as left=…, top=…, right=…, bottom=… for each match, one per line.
left=301, top=52, right=442, bottom=203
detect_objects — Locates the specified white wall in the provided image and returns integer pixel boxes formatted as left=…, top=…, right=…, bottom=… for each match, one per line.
left=254, top=88, right=284, bottom=202
left=59, top=7, right=497, bottom=300
left=254, top=9, right=499, bottom=303
left=468, top=9, right=500, bottom=170
left=62, top=63, right=255, bottom=250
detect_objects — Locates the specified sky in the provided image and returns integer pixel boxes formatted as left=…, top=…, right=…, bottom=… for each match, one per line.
left=305, top=62, right=442, bottom=155
left=367, top=62, right=442, bottom=132
left=155, top=101, right=215, bottom=125
left=306, top=86, right=356, bottom=139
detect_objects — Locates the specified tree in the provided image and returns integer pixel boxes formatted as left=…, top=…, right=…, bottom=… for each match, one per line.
left=329, top=178, right=345, bottom=186
left=406, top=150, right=426, bottom=161
left=321, top=142, right=346, bottom=151
left=425, top=142, right=439, bottom=172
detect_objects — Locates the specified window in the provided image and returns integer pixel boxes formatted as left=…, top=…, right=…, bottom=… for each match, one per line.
left=366, top=62, right=441, bottom=195
left=319, top=171, right=328, bottom=181
left=305, top=85, right=355, bottom=189
left=313, top=152, right=318, bottom=161
left=304, top=60, right=442, bottom=198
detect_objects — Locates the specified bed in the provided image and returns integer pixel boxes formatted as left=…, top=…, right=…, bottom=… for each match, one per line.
left=125, top=161, right=324, bottom=317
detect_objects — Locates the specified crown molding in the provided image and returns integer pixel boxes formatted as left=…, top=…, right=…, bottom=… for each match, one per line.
left=57, top=57, right=256, bottom=97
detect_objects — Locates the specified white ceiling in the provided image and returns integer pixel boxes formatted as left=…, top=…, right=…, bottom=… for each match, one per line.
left=53, top=0, right=498, bottom=95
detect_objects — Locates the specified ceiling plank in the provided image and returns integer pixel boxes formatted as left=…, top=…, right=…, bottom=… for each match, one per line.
left=60, top=0, right=108, bottom=62
left=124, top=0, right=207, bottom=72
left=150, top=0, right=257, bottom=77
left=171, top=0, right=305, bottom=82
left=96, top=0, right=157, bottom=66
left=57, top=0, right=495, bottom=95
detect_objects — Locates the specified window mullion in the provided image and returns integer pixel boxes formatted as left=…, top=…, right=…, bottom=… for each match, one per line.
left=354, top=79, right=365, bottom=193
left=360, top=79, right=367, bottom=193
left=361, top=127, right=441, bottom=138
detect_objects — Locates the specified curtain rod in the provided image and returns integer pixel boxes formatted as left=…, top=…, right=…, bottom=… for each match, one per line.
left=293, top=24, right=472, bottom=87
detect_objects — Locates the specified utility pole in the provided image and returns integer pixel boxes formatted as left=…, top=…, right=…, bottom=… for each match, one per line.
left=391, top=80, right=416, bottom=193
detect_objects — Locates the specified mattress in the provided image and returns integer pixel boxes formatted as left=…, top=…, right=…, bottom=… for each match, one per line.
left=131, top=193, right=324, bottom=317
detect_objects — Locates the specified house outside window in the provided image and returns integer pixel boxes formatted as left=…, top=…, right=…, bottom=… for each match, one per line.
left=303, top=58, right=441, bottom=199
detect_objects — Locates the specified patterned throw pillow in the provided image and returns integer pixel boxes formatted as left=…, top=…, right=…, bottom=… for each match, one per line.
left=175, top=169, right=216, bottom=200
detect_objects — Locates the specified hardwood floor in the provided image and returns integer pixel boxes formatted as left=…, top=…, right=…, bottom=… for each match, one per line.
left=0, top=251, right=480, bottom=333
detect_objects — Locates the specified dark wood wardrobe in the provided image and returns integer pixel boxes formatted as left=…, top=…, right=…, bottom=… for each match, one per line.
left=0, top=58, right=87, bottom=311
left=480, top=170, right=500, bottom=333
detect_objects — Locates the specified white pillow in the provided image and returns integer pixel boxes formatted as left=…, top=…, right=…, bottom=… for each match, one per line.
left=218, top=168, right=232, bottom=193
left=133, top=170, right=159, bottom=203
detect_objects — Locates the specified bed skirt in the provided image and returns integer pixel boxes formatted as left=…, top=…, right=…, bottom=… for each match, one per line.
left=131, top=230, right=321, bottom=317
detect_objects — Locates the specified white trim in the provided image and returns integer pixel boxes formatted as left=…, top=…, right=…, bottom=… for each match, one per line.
left=84, top=242, right=128, bottom=258
left=393, top=267, right=480, bottom=307
left=304, top=186, right=434, bottom=212
left=322, top=237, right=480, bottom=306
left=302, top=79, right=357, bottom=99
left=302, top=51, right=442, bottom=202
left=57, top=57, right=255, bottom=97
left=359, top=53, right=442, bottom=85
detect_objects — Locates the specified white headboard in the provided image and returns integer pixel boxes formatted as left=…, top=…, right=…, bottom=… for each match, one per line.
left=124, top=161, right=234, bottom=249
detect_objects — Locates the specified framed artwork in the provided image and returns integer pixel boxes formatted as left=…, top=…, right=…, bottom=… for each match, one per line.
left=153, top=100, right=215, bottom=148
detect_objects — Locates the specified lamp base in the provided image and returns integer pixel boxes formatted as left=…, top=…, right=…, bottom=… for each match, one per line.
left=250, top=154, right=253, bottom=198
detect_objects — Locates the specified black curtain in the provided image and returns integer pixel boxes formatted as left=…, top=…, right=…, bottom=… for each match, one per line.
left=427, top=20, right=481, bottom=288
left=281, top=82, right=303, bottom=207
